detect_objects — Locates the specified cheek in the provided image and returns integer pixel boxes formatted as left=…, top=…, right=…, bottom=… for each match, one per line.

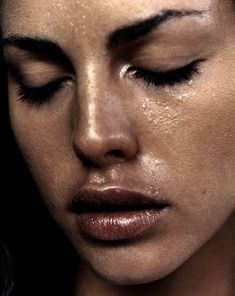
left=134, top=60, right=235, bottom=222
left=8, top=95, right=83, bottom=211
left=139, top=54, right=235, bottom=182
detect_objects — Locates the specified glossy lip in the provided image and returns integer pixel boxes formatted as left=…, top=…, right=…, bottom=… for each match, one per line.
left=70, top=187, right=170, bottom=241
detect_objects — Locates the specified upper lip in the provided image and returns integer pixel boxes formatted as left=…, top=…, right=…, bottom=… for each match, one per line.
left=70, top=187, right=169, bottom=213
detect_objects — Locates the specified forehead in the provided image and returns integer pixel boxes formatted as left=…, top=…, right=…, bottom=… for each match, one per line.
left=1, top=0, right=213, bottom=36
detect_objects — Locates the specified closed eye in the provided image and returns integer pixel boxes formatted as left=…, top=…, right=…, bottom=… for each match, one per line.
left=128, top=60, right=203, bottom=87
left=16, top=77, right=70, bottom=105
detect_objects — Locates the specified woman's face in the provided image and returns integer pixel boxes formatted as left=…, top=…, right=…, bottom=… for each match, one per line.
left=2, top=0, right=235, bottom=285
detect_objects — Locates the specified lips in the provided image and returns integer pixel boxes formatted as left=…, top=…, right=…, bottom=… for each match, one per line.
left=70, top=187, right=169, bottom=241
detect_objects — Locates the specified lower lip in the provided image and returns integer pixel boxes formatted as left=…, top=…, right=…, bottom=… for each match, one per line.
left=77, top=207, right=167, bottom=241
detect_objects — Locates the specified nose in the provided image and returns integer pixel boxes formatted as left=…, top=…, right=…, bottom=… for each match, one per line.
left=72, top=71, right=138, bottom=168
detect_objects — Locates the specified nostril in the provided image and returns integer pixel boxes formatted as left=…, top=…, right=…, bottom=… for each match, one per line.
left=105, top=150, right=125, bottom=159
left=73, top=129, right=138, bottom=167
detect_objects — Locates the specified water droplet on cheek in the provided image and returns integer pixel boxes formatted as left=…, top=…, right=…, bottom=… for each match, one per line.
left=141, top=154, right=163, bottom=196
left=146, top=170, right=161, bottom=196
left=43, top=11, right=51, bottom=18
left=177, top=89, right=198, bottom=101
left=52, top=2, right=66, bottom=10
left=163, top=87, right=176, bottom=98
left=141, top=96, right=176, bottom=127
left=141, top=98, right=161, bottom=125
left=153, top=159, right=161, bottom=167
left=198, top=68, right=204, bottom=74
left=188, top=79, right=193, bottom=86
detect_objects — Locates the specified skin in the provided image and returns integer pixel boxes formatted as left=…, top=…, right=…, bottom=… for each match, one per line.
left=1, top=0, right=235, bottom=295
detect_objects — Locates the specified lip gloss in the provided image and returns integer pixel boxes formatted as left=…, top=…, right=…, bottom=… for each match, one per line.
left=77, top=207, right=167, bottom=241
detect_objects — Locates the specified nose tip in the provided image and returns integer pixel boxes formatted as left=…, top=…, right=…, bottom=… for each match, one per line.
left=73, top=131, right=138, bottom=168
left=72, top=66, right=139, bottom=168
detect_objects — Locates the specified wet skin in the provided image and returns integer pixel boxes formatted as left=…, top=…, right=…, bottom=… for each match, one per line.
left=1, top=0, right=235, bottom=295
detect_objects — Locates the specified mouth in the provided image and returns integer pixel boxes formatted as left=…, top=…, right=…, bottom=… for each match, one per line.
left=70, top=187, right=170, bottom=241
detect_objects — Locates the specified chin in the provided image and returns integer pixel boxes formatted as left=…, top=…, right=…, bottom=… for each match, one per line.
left=89, top=262, right=173, bottom=286
left=78, top=244, right=188, bottom=286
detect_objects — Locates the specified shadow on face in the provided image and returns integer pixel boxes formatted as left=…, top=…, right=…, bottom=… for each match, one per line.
left=1, top=0, right=235, bottom=290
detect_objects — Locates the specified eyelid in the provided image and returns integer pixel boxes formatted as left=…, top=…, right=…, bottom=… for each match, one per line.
left=19, top=76, right=71, bottom=91
left=128, top=59, right=203, bottom=74
left=19, top=77, right=69, bottom=90
left=7, top=60, right=72, bottom=88
left=131, top=56, right=204, bottom=72
left=131, top=57, right=197, bottom=73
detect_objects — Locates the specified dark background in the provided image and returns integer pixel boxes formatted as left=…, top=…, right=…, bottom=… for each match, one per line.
left=0, top=32, right=77, bottom=296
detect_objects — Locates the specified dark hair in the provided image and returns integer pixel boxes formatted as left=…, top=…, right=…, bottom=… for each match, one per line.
left=0, top=23, right=14, bottom=296
left=1, top=7, right=79, bottom=292
left=0, top=241, right=14, bottom=296
left=0, top=25, right=77, bottom=295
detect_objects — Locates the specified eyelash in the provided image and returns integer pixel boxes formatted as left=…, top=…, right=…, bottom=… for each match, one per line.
left=16, top=77, right=68, bottom=105
left=128, top=60, right=201, bottom=87
left=16, top=61, right=201, bottom=105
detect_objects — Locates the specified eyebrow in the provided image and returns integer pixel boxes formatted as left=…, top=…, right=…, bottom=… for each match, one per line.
left=2, top=36, right=73, bottom=70
left=2, top=9, right=205, bottom=61
left=107, top=9, right=206, bottom=50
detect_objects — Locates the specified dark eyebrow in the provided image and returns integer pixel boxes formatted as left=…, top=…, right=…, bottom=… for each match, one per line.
left=2, top=36, right=73, bottom=69
left=107, top=9, right=206, bottom=50
left=2, top=9, right=205, bottom=61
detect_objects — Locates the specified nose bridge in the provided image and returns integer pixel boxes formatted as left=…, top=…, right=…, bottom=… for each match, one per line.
left=76, top=61, right=121, bottom=137
left=72, top=60, right=138, bottom=167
